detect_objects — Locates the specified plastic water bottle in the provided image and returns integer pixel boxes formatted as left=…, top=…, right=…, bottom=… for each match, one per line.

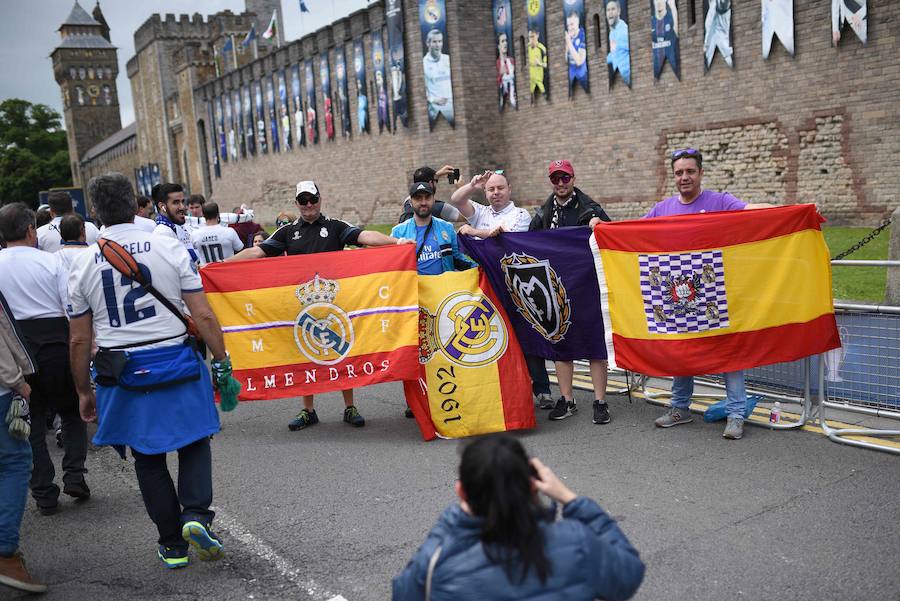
left=769, top=402, right=781, bottom=424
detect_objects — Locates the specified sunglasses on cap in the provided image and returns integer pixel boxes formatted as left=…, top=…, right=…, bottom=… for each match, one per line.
left=296, top=195, right=320, bottom=206
left=549, top=173, right=573, bottom=185
left=671, top=148, right=702, bottom=166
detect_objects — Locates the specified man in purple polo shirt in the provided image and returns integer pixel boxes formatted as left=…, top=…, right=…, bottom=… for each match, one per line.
left=645, top=148, right=771, bottom=440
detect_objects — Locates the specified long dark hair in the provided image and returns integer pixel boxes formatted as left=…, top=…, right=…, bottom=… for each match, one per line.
left=459, top=434, right=551, bottom=584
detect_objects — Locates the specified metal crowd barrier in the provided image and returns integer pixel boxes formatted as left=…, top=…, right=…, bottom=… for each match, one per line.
left=559, top=260, right=900, bottom=453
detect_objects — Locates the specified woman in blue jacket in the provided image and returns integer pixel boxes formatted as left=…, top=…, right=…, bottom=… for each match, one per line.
left=392, top=434, right=644, bottom=600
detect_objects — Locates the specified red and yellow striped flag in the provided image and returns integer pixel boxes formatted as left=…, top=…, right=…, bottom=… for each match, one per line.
left=200, top=246, right=420, bottom=400
left=403, top=269, right=535, bottom=441
left=590, top=204, right=841, bottom=376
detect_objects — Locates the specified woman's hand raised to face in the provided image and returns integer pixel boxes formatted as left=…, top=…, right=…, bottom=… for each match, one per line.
left=530, top=458, right=577, bottom=505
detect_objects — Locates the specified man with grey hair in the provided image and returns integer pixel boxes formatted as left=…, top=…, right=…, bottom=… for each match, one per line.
left=0, top=203, right=89, bottom=516
left=69, top=173, right=235, bottom=569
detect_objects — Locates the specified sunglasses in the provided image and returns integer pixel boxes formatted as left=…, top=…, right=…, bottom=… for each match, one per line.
left=672, top=148, right=702, bottom=166
left=296, top=196, right=320, bottom=206
left=549, top=173, right=572, bottom=185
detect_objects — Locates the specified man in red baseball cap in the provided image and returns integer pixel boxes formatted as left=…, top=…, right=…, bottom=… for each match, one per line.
left=529, top=159, right=612, bottom=426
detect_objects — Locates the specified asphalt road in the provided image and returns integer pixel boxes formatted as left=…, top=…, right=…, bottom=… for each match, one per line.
left=6, top=381, right=900, bottom=601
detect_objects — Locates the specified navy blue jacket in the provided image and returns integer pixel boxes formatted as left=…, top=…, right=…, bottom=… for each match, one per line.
left=392, top=497, right=644, bottom=601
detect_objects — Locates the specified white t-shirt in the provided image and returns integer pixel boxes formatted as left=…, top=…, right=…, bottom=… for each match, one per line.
left=134, top=216, right=158, bottom=233
left=37, top=216, right=100, bottom=253
left=67, top=224, right=203, bottom=349
left=467, top=201, right=532, bottom=237
left=0, top=246, right=67, bottom=320
left=190, top=224, right=244, bottom=264
left=55, top=244, right=92, bottom=308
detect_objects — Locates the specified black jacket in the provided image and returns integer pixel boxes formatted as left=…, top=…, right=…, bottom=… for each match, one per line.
left=529, top=187, right=611, bottom=231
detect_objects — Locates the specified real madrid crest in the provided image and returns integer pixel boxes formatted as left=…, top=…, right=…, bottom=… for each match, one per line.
left=319, top=227, right=329, bottom=238
left=417, top=292, right=507, bottom=367
left=293, top=274, right=354, bottom=365
left=423, top=0, right=441, bottom=24
left=500, top=253, right=571, bottom=343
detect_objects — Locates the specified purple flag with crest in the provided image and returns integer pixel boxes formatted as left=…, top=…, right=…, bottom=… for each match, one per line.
left=460, top=228, right=608, bottom=361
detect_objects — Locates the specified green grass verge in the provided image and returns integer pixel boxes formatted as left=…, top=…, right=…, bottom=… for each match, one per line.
left=823, top=226, right=889, bottom=303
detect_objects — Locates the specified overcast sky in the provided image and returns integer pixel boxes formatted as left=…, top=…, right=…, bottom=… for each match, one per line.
left=0, top=0, right=370, bottom=127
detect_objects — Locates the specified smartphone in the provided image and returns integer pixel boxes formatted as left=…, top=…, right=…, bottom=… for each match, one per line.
left=448, top=168, right=460, bottom=184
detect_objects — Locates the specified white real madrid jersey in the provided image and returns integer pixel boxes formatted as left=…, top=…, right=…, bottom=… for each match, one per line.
left=67, top=224, right=204, bottom=349
left=37, top=216, right=100, bottom=253
left=190, top=224, right=244, bottom=264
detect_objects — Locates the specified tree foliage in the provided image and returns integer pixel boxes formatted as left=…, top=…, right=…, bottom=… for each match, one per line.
left=0, top=99, right=71, bottom=208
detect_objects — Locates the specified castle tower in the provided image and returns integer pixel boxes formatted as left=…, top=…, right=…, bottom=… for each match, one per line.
left=245, top=0, right=284, bottom=46
left=91, top=1, right=111, bottom=42
left=51, top=1, right=122, bottom=186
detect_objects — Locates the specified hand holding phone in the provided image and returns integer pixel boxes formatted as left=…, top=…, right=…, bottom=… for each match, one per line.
left=530, top=457, right=577, bottom=504
left=448, top=168, right=461, bottom=184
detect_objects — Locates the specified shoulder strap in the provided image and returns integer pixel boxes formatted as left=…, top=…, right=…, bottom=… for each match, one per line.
left=425, top=545, right=442, bottom=601
left=415, top=219, right=434, bottom=260
left=98, top=238, right=198, bottom=338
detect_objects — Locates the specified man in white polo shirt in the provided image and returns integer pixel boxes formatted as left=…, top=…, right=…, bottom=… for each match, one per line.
left=448, top=171, right=531, bottom=239
left=36, top=191, right=100, bottom=253
left=0, top=203, right=89, bottom=516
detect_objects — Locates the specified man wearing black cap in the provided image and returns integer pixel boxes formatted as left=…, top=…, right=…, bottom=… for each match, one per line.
left=230, top=180, right=410, bottom=432
left=392, top=181, right=477, bottom=275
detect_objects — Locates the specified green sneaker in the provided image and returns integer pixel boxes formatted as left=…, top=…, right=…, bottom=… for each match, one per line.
left=157, top=545, right=189, bottom=569
left=181, top=521, right=223, bottom=562
left=343, top=405, right=365, bottom=427
left=288, top=409, right=319, bottom=431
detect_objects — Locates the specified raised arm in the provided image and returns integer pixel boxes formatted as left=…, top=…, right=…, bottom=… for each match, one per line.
left=449, top=171, right=492, bottom=219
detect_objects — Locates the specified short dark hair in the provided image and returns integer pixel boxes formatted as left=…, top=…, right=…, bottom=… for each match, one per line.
left=59, top=213, right=85, bottom=242
left=36, top=207, right=52, bottom=229
left=136, top=196, right=152, bottom=210
left=412, top=166, right=437, bottom=183
left=151, top=183, right=184, bottom=210
left=670, top=148, right=703, bottom=170
left=201, top=202, right=220, bottom=221
left=188, top=194, right=206, bottom=206
left=47, top=190, right=74, bottom=216
left=0, top=203, right=36, bottom=242
left=88, top=173, right=137, bottom=227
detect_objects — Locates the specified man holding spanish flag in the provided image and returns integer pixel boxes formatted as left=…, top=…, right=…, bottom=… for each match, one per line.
left=645, top=149, right=772, bottom=440
left=229, top=181, right=412, bottom=432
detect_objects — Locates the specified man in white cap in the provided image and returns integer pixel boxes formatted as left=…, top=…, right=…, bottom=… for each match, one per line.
left=230, top=181, right=411, bottom=432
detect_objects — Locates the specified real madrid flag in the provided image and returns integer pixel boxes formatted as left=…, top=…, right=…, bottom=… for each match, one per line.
left=590, top=204, right=841, bottom=376
left=404, top=269, right=535, bottom=441
left=200, top=246, right=420, bottom=400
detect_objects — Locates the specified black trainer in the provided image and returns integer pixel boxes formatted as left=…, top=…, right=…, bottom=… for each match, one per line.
left=548, top=397, right=577, bottom=421
left=592, top=400, right=611, bottom=424
left=288, top=409, right=319, bottom=431
left=343, top=405, right=366, bottom=427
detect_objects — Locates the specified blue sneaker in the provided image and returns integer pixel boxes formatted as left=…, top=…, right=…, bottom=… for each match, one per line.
left=288, top=409, right=319, bottom=431
left=157, top=545, right=189, bottom=569
left=181, top=521, right=223, bottom=562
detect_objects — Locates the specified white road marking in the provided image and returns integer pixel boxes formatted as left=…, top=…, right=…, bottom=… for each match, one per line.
left=212, top=506, right=344, bottom=601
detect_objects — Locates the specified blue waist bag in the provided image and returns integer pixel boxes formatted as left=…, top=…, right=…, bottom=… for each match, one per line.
left=703, top=394, right=762, bottom=422
left=117, top=343, right=203, bottom=392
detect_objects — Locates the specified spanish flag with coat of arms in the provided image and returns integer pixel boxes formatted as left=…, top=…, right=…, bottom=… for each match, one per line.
left=201, top=245, right=420, bottom=400
left=590, top=204, right=841, bottom=376
left=404, top=269, right=535, bottom=441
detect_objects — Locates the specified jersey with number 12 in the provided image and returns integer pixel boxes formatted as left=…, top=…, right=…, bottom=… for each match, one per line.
left=67, top=223, right=203, bottom=349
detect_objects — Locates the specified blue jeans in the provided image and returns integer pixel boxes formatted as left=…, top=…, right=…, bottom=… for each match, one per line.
left=671, top=371, right=747, bottom=419
left=0, top=392, right=32, bottom=556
